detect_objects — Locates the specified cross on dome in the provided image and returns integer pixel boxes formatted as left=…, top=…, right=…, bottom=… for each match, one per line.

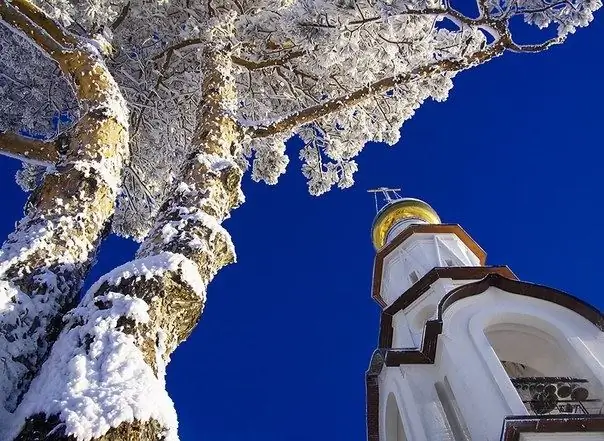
left=367, top=187, right=403, bottom=213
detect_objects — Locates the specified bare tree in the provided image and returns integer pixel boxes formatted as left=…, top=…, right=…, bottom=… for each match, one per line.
left=0, top=0, right=600, bottom=439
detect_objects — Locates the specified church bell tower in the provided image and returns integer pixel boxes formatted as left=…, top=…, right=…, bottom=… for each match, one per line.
left=366, top=192, right=604, bottom=441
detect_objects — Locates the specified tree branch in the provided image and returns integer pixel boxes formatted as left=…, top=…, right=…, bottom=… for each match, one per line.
left=151, top=38, right=203, bottom=61
left=251, top=41, right=508, bottom=138
left=231, top=50, right=305, bottom=70
left=507, top=35, right=566, bottom=53
left=0, top=0, right=67, bottom=55
left=110, top=1, right=130, bottom=30
left=10, top=0, right=77, bottom=46
left=0, top=0, right=129, bottom=414
left=0, top=131, right=60, bottom=165
left=152, top=38, right=304, bottom=70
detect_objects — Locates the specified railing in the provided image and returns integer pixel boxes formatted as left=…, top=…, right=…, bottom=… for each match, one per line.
left=511, top=377, right=603, bottom=415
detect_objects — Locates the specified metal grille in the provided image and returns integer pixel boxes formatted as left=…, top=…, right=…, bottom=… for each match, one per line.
left=511, top=377, right=603, bottom=415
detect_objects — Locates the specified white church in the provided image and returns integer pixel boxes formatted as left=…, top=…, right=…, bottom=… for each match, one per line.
left=365, top=194, right=604, bottom=441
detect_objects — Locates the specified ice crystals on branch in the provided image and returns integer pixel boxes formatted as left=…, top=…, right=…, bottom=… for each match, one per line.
left=0, top=0, right=599, bottom=438
left=16, top=0, right=597, bottom=239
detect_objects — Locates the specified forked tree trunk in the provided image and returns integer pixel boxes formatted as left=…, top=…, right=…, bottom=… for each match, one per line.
left=12, top=45, right=242, bottom=441
left=0, top=0, right=129, bottom=419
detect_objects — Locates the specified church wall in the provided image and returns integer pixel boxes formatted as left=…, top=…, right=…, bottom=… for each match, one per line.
left=379, top=233, right=481, bottom=306
left=519, top=434, right=604, bottom=440
left=440, top=287, right=604, bottom=440
left=381, top=285, right=604, bottom=441
left=392, top=278, right=486, bottom=348
left=379, top=365, right=458, bottom=441
left=379, top=367, right=429, bottom=441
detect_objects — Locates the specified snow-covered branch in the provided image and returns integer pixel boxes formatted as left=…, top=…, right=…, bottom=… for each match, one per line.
left=0, top=0, right=69, bottom=55
left=0, top=0, right=129, bottom=423
left=12, top=41, right=242, bottom=441
left=249, top=41, right=506, bottom=139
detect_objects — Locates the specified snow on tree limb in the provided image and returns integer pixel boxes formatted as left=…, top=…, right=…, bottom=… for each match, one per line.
left=75, top=0, right=596, bottom=235
left=12, top=41, right=241, bottom=441
left=0, top=0, right=129, bottom=424
left=0, top=0, right=601, bottom=439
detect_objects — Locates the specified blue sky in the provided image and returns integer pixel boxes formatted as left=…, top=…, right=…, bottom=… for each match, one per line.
left=1, top=11, right=603, bottom=441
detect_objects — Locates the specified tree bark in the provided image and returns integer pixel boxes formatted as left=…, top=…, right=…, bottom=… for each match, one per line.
left=0, top=131, right=60, bottom=165
left=0, top=0, right=129, bottom=417
left=11, top=44, right=241, bottom=441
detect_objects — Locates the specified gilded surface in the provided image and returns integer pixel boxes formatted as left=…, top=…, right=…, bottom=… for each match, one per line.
left=372, top=199, right=441, bottom=249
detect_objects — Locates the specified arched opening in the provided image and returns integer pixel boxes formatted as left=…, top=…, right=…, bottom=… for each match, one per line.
left=385, top=393, right=407, bottom=441
left=485, top=323, right=603, bottom=416
left=486, top=323, right=570, bottom=377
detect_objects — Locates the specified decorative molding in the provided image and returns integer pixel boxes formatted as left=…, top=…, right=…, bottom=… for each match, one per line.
left=441, top=274, right=604, bottom=332
left=500, top=415, right=604, bottom=441
left=365, top=350, right=385, bottom=441
left=366, top=273, right=604, bottom=441
left=379, top=266, right=517, bottom=347
left=372, top=224, right=487, bottom=307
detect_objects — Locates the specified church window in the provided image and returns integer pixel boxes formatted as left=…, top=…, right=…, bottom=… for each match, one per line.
left=409, top=271, right=419, bottom=284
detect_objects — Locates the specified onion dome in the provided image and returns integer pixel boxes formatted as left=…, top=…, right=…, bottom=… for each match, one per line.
left=371, top=198, right=441, bottom=250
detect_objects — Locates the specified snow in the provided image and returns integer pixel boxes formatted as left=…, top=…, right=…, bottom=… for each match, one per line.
left=196, top=152, right=237, bottom=172
left=13, top=290, right=178, bottom=441
left=0, top=212, right=96, bottom=414
left=1, top=0, right=602, bottom=438
left=9, top=251, right=205, bottom=441
left=73, top=158, right=123, bottom=194
left=85, top=252, right=206, bottom=300
left=139, top=179, right=238, bottom=266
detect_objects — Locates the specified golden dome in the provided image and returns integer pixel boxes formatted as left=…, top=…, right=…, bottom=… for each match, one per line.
left=371, top=198, right=441, bottom=250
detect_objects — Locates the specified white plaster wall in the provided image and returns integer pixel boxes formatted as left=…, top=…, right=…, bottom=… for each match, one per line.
left=440, top=287, right=604, bottom=441
left=379, top=367, right=429, bottom=441
left=392, top=312, right=415, bottom=348
left=379, top=365, right=455, bottom=441
left=380, top=234, right=481, bottom=306
left=382, top=286, right=604, bottom=441
left=401, top=279, right=480, bottom=347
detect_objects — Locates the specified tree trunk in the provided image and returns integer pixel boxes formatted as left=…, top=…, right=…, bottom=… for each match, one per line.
left=0, top=0, right=129, bottom=419
left=11, top=44, right=242, bottom=441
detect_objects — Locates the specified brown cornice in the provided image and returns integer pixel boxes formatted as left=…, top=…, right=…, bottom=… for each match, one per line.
left=372, top=224, right=487, bottom=307
left=500, top=415, right=604, bottom=441
left=385, top=266, right=517, bottom=315
left=365, top=350, right=386, bottom=441
left=366, top=274, right=604, bottom=441
left=441, top=274, right=604, bottom=332
left=378, top=266, right=517, bottom=347
left=381, top=273, right=604, bottom=355
left=365, top=337, right=444, bottom=441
